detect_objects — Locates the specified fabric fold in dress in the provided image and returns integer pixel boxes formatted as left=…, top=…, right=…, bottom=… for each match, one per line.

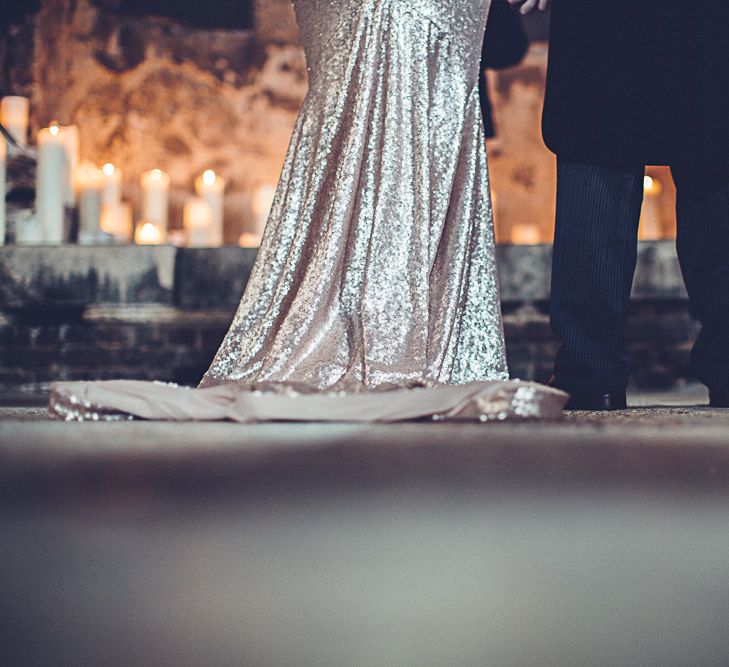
left=49, top=380, right=566, bottom=423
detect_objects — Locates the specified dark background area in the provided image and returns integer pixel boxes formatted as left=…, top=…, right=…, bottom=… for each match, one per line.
left=1, top=1, right=544, bottom=37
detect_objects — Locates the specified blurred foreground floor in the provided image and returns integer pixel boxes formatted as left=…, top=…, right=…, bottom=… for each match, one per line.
left=1, top=384, right=729, bottom=666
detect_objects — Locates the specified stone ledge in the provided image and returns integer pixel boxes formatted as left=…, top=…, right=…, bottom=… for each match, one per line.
left=0, top=241, right=687, bottom=309
left=0, top=245, right=176, bottom=307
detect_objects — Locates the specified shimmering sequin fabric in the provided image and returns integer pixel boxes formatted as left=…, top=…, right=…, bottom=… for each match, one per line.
left=48, top=0, right=570, bottom=423
left=201, top=0, right=508, bottom=390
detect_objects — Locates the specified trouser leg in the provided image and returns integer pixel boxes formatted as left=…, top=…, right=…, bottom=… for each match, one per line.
left=550, top=160, right=644, bottom=393
left=672, top=165, right=729, bottom=393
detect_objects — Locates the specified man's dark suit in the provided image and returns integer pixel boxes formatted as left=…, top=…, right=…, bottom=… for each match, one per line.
left=543, top=0, right=729, bottom=402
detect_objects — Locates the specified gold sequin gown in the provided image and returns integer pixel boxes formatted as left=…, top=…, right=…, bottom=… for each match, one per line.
left=49, top=0, right=567, bottom=422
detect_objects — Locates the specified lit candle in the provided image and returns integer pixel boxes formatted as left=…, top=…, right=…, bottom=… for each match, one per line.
left=194, top=169, right=225, bottom=246
left=36, top=124, right=66, bottom=243
left=57, top=124, right=80, bottom=206
left=101, top=162, right=123, bottom=209
left=140, top=169, right=170, bottom=241
left=75, top=162, right=104, bottom=244
left=238, top=232, right=261, bottom=248
left=639, top=175, right=664, bottom=241
left=252, top=184, right=276, bottom=238
left=0, top=96, right=30, bottom=147
left=183, top=197, right=214, bottom=247
left=0, top=135, right=6, bottom=245
left=135, top=221, right=164, bottom=245
left=510, top=222, right=541, bottom=245
left=100, top=203, right=133, bottom=243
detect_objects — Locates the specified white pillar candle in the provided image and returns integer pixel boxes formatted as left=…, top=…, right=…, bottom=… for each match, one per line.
left=100, top=203, right=133, bottom=243
left=510, top=222, right=541, bottom=245
left=0, top=135, right=6, bottom=245
left=0, top=96, right=30, bottom=147
left=36, top=124, right=66, bottom=243
left=639, top=175, right=664, bottom=241
left=184, top=197, right=214, bottom=247
left=194, top=169, right=225, bottom=246
left=140, top=169, right=170, bottom=240
left=135, top=221, right=164, bottom=245
left=57, top=124, right=80, bottom=206
left=101, top=162, right=122, bottom=209
left=75, top=162, right=104, bottom=244
left=252, top=184, right=276, bottom=238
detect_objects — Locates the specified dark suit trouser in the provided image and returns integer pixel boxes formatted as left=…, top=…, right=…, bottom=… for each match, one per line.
left=551, top=160, right=729, bottom=394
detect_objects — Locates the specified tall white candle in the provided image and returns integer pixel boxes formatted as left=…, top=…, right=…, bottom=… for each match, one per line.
left=0, top=96, right=30, bottom=147
left=58, top=124, right=80, bottom=206
left=75, top=162, right=103, bottom=244
left=101, top=162, right=122, bottom=209
left=140, top=169, right=170, bottom=240
left=0, top=135, right=6, bottom=245
left=252, top=184, right=276, bottom=239
left=183, top=197, right=214, bottom=247
left=100, top=203, right=133, bottom=243
left=36, top=124, right=66, bottom=243
left=194, top=169, right=225, bottom=246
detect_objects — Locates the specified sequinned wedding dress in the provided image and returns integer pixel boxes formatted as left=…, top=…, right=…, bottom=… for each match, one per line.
left=49, top=0, right=566, bottom=422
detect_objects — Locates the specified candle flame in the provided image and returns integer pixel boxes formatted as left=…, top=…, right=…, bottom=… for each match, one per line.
left=136, top=222, right=163, bottom=245
left=643, top=175, right=662, bottom=195
left=102, top=163, right=116, bottom=176
left=150, top=169, right=163, bottom=181
left=202, top=169, right=217, bottom=186
left=48, top=124, right=60, bottom=137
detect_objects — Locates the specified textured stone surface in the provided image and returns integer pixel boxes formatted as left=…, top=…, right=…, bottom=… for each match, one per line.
left=0, top=242, right=701, bottom=393
left=0, top=245, right=176, bottom=306
left=175, top=247, right=257, bottom=309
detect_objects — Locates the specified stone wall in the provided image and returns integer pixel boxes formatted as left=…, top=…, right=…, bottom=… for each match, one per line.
left=0, top=243, right=699, bottom=399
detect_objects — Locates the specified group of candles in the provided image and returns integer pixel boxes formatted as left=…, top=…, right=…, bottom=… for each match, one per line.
left=0, top=94, right=245, bottom=247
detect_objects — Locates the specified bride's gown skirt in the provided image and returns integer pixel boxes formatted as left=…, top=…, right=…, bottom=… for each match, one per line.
left=49, top=0, right=567, bottom=422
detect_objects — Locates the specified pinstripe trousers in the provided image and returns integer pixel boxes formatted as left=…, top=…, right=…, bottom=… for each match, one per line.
left=550, top=161, right=729, bottom=394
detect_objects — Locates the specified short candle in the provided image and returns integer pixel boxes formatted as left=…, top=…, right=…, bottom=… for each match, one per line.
left=0, top=96, right=30, bottom=147
left=141, top=169, right=170, bottom=240
left=135, top=221, right=164, bottom=245
left=194, top=169, right=226, bottom=247
left=101, top=162, right=123, bottom=209
left=75, top=161, right=104, bottom=244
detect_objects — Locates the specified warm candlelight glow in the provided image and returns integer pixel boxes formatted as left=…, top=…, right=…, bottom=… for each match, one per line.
left=639, top=174, right=664, bottom=240
left=100, top=203, right=133, bottom=242
left=510, top=223, right=541, bottom=245
left=184, top=197, right=215, bottom=247
left=195, top=170, right=226, bottom=247
left=150, top=168, right=163, bottom=181
left=239, top=232, right=262, bottom=248
left=135, top=221, right=164, bottom=245
left=102, top=163, right=116, bottom=177
left=48, top=124, right=60, bottom=137
left=643, top=175, right=663, bottom=195
left=0, top=96, right=30, bottom=147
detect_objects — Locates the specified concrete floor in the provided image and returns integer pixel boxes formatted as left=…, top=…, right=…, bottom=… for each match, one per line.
left=2, top=384, right=729, bottom=666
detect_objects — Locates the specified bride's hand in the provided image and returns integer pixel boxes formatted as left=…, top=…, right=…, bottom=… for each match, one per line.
left=507, top=0, right=550, bottom=15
